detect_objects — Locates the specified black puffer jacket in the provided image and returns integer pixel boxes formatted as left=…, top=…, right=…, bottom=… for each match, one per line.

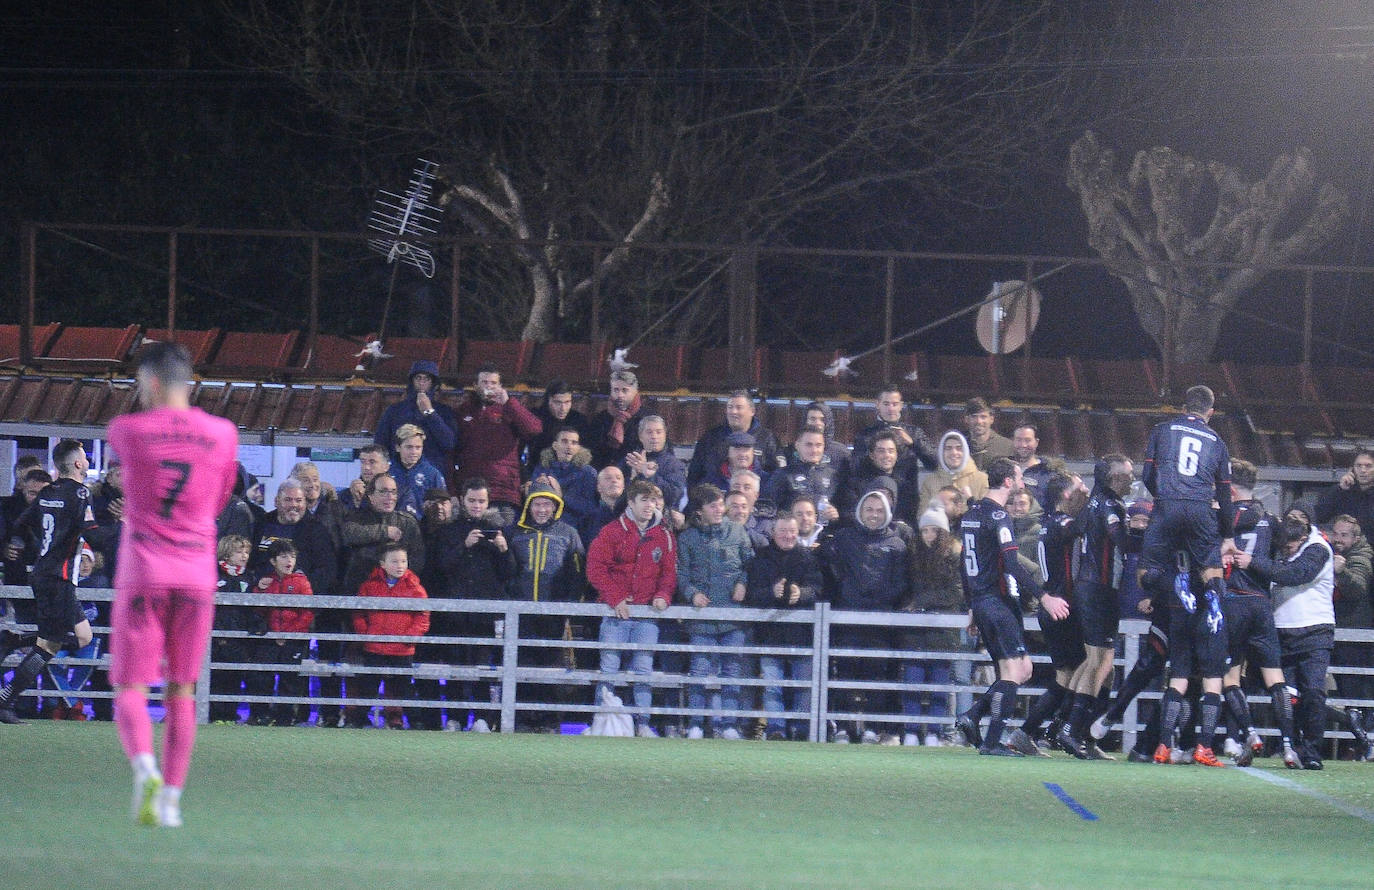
left=744, top=542, right=821, bottom=646
left=821, top=489, right=909, bottom=611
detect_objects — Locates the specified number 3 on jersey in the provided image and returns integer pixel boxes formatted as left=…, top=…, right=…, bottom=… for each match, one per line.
left=158, top=459, right=193, bottom=519
left=1177, top=436, right=1202, bottom=476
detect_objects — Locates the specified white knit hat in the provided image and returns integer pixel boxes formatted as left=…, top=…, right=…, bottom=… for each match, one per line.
left=918, top=504, right=949, bottom=532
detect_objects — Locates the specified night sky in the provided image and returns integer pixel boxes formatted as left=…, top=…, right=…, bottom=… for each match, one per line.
left=5, top=2, right=1374, bottom=367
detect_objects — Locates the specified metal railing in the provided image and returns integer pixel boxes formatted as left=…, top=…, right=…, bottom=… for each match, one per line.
left=4, top=585, right=1373, bottom=753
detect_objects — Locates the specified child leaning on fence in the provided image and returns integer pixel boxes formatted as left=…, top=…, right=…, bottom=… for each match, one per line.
left=212, top=534, right=261, bottom=724
left=352, top=544, right=429, bottom=729
left=248, top=538, right=315, bottom=727
left=585, top=480, right=676, bottom=737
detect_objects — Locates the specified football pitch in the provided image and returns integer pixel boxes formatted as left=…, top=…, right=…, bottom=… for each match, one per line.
left=2, top=724, right=1371, bottom=889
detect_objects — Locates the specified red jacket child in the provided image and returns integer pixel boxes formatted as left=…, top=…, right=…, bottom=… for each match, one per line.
left=353, top=563, right=430, bottom=657
left=261, top=571, right=315, bottom=635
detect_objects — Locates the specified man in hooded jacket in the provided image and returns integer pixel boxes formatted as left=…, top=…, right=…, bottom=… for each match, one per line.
left=374, top=360, right=459, bottom=473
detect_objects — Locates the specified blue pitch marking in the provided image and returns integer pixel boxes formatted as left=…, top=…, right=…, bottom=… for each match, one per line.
left=1043, top=782, right=1099, bottom=821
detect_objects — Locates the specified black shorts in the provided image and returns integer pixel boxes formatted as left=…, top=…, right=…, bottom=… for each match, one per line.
left=971, top=595, right=1027, bottom=662
left=31, top=576, right=85, bottom=642
left=1167, top=605, right=1228, bottom=679
left=1141, top=499, right=1222, bottom=574
left=1277, top=624, right=1335, bottom=659
left=1222, top=593, right=1281, bottom=670
left=1037, top=606, right=1085, bottom=670
left=1074, top=582, right=1120, bottom=648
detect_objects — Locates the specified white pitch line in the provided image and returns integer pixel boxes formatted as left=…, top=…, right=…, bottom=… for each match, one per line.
left=1237, top=767, right=1374, bottom=825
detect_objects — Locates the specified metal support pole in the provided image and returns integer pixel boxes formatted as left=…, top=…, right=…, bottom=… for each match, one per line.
left=449, top=242, right=462, bottom=374
left=591, top=247, right=604, bottom=345
left=167, top=231, right=178, bottom=336
left=1161, top=284, right=1174, bottom=399
left=20, top=223, right=35, bottom=365
left=883, top=257, right=894, bottom=384
left=1021, top=259, right=1035, bottom=391
left=307, top=238, right=320, bottom=365
left=727, top=247, right=758, bottom=385
left=1302, top=269, right=1314, bottom=366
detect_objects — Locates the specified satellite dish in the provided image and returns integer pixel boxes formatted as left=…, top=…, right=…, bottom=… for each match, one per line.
left=976, top=280, right=1041, bottom=354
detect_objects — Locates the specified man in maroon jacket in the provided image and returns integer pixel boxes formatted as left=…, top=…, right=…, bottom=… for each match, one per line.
left=453, top=363, right=542, bottom=525
left=586, top=479, right=677, bottom=736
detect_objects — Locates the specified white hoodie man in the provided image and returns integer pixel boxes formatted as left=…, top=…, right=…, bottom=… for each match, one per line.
left=918, top=431, right=988, bottom=515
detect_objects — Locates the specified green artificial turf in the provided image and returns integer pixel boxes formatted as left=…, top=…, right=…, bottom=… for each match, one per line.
left=1, top=724, right=1370, bottom=888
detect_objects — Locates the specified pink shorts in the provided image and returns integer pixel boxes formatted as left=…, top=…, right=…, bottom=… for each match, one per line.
left=108, top=587, right=215, bottom=687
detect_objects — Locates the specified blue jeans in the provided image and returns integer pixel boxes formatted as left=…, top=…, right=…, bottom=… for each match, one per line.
left=687, top=627, right=747, bottom=730
left=597, top=616, right=659, bottom=726
left=901, top=660, right=951, bottom=736
left=760, top=653, right=813, bottom=734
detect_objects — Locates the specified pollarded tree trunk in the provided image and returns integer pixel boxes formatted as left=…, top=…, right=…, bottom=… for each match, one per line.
left=1068, top=131, right=1349, bottom=365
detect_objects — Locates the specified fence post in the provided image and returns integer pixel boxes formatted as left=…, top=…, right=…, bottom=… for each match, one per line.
left=812, top=602, right=831, bottom=743
left=1121, top=627, right=1140, bottom=754
left=499, top=606, right=520, bottom=733
left=197, top=633, right=212, bottom=725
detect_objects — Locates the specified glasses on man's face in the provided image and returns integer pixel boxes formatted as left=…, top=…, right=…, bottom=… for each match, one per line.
left=373, top=488, right=398, bottom=497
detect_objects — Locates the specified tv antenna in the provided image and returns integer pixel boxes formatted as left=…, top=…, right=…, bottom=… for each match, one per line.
left=362, top=159, right=445, bottom=367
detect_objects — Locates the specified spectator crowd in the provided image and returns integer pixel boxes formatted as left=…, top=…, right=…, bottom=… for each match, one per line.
left=1, top=359, right=1371, bottom=762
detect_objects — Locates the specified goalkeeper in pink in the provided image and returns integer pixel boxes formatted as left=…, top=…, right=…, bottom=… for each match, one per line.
left=107, top=342, right=238, bottom=827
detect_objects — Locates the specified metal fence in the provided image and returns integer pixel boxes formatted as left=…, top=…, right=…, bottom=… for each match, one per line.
left=4, top=585, right=1373, bottom=754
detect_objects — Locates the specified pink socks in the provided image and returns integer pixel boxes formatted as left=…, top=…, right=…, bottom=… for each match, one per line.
left=161, top=696, right=197, bottom=788
left=114, top=687, right=153, bottom=761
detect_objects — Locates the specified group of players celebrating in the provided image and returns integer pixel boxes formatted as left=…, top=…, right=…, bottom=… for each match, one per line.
left=954, top=385, right=1345, bottom=770
left=0, top=369, right=1357, bottom=828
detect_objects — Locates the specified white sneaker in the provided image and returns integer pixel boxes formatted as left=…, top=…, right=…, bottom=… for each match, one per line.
left=131, top=766, right=163, bottom=827
left=923, top=733, right=942, bottom=748
left=902, top=732, right=920, bottom=747
left=1222, top=737, right=1243, bottom=758
left=470, top=718, right=491, bottom=733
left=442, top=719, right=461, bottom=732
left=1089, top=715, right=1109, bottom=740
left=860, top=729, right=880, bottom=745
left=686, top=726, right=705, bottom=739
left=155, top=787, right=183, bottom=828
left=1171, top=747, right=1194, bottom=764
left=719, top=727, right=742, bottom=740
left=831, top=729, right=850, bottom=744
left=635, top=724, right=659, bottom=738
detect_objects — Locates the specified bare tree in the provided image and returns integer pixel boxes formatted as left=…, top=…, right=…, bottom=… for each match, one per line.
left=231, top=1, right=1132, bottom=343
left=1067, top=131, right=1350, bottom=364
